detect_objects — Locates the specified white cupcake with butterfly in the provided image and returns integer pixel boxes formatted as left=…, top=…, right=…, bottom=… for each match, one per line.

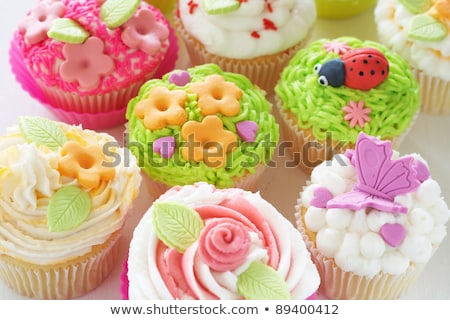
left=296, top=132, right=450, bottom=299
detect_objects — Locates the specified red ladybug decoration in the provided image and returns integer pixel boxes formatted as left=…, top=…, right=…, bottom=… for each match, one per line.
left=315, top=48, right=390, bottom=91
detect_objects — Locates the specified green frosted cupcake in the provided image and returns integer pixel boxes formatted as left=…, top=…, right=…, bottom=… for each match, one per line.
left=274, top=36, right=420, bottom=173
left=126, top=63, right=279, bottom=199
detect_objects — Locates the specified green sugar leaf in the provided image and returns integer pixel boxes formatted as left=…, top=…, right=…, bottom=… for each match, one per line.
left=408, top=14, right=447, bottom=42
left=100, top=0, right=140, bottom=29
left=152, top=202, right=204, bottom=253
left=47, top=18, right=89, bottom=44
left=19, top=116, right=66, bottom=151
left=203, top=0, right=240, bottom=15
left=237, top=261, right=291, bottom=300
left=398, top=0, right=432, bottom=14
left=47, top=186, right=92, bottom=232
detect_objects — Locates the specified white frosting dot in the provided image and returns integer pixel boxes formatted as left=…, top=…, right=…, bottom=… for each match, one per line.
left=416, top=179, right=441, bottom=208
left=301, top=184, right=317, bottom=207
left=310, top=162, right=327, bottom=184
left=316, top=228, right=344, bottom=258
left=349, top=209, right=369, bottom=234
left=325, top=208, right=352, bottom=229
left=399, top=235, right=433, bottom=264
left=316, top=171, right=347, bottom=196
left=329, top=155, right=356, bottom=180
left=304, top=207, right=326, bottom=232
left=360, top=232, right=385, bottom=259
left=428, top=199, right=450, bottom=225
left=366, top=210, right=396, bottom=232
left=428, top=225, right=447, bottom=245
left=408, top=208, right=434, bottom=235
left=394, top=193, right=414, bottom=209
left=381, top=252, right=410, bottom=275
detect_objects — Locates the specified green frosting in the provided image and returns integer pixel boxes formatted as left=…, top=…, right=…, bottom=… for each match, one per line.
left=274, top=37, right=420, bottom=144
left=126, top=63, right=279, bottom=188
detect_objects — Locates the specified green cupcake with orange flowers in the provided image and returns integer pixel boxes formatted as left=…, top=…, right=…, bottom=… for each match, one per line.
left=125, top=63, right=279, bottom=200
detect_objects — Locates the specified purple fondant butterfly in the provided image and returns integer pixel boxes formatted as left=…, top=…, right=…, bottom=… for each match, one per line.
left=327, top=133, right=421, bottom=214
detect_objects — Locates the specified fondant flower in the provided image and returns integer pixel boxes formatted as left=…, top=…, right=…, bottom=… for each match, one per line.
left=18, top=1, right=66, bottom=45
left=181, top=115, right=237, bottom=168
left=58, top=141, right=115, bottom=189
left=121, top=8, right=169, bottom=55
left=198, top=217, right=252, bottom=272
left=322, top=40, right=351, bottom=55
left=188, top=75, right=242, bottom=116
left=343, top=100, right=371, bottom=128
left=60, top=37, right=114, bottom=90
left=134, top=86, right=187, bottom=130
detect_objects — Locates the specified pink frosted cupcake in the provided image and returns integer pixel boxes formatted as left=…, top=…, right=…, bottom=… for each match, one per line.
left=121, top=182, right=320, bottom=300
left=10, top=0, right=178, bottom=129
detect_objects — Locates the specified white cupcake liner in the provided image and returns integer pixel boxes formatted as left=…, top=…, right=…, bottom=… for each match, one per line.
left=274, top=96, right=419, bottom=174
left=413, top=69, right=450, bottom=115
left=175, top=14, right=313, bottom=94
left=0, top=232, right=121, bottom=299
left=143, top=163, right=267, bottom=201
left=294, top=201, right=426, bottom=299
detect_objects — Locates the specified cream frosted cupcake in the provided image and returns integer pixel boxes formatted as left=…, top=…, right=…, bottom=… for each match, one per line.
left=0, top=116, right=141, bottom=299
left=10, top=0, right=178, bottom=129
left=123, top=182, right=320, bottom=300
left=126, top=63, right=279, bottom=200
left=375, top=0, right=450, bottom=114
left=275, top=36, right=421, bottom=173
left=296, top=132, right=450, bottom=299
left=174, top=0, right=317, bottom=93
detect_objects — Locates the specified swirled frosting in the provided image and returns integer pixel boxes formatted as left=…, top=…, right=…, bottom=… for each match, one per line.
left=300, top=140, right=450, bottom=277
left=127, top=182, right=320, bottom=299
left=177, top=0, right=317, bottom=59
left=126, top=63, right=279, bottom=188
left=275, top=36, right=420, bottom=143
left=375, top=0, right=450, bottom=81
left=0, top=120, right=141, bottom=265
left=15, top=0, right=171, bottom=95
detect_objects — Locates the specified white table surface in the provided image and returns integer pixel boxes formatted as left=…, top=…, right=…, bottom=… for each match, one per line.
left=0, top=1, right=449, bottom=300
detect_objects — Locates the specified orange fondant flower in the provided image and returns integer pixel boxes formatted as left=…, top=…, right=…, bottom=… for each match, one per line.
left=181, top=115, right=237, bottom=168
left=58, top=141, right=115, bottom=189
left=188, top=75, right=242, bottom=116
left=135, top=86, right=187, bottom=130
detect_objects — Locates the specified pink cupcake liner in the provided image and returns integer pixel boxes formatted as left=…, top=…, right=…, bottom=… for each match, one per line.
left=9, top=21, right=179, bottom=130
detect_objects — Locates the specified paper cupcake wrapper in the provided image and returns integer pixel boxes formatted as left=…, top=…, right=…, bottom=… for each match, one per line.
left=175, top=15, right=312, bottom=94
left=294, top=202, right=425, bottom=300
left=0, top=232, right=121, bottom=299
left=143, top=164, right=267, bottom=201
left=413, top=69, right=450, bottom=115
left=8, top=21, right=178, bottom=130
left=274, top=95, right=418, bottom=174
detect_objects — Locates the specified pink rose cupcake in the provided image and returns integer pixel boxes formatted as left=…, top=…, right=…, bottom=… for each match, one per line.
left=121, top=182, right=320, bottom=300
left=10, top=0, right=178, bottom=129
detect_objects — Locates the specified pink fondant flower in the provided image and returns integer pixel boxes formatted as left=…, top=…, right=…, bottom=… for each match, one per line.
left=18, top=1, right=66, bottom=45
left=60, top=36, right=114, bottom=90
left=121, top=8, right=169, bottom=55
left=343, top=100, right=371, bottom=128
left=322, top=40, right=351, bottom=55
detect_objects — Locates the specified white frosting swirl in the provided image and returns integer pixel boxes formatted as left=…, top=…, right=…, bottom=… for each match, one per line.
left=375, top=0, right=450, bottom=81
left=0, top=123, right=141, bottom=265
left=178, top=0, right=317, bottom=59
left=302, top=153, right=450, bottom=277
left=128, top=182, right=320, bottom=299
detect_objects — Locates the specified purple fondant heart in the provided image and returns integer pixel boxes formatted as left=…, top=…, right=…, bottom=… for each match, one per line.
left=310, top=187, right=334, bottom=208
left=380, top=223, right=405, bottom=247
left=168, top=70, right=190, bottom=86
left=236, top=121, right=258, bottom=142
left=153, top=136, right=176, bottom=158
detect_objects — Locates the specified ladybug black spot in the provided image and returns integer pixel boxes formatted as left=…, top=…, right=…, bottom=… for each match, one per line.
left=381, top=70, right=385, bottom=75
left=359, top=71, right=364, bottom=76
left=350, top=67, right=353, bottom=72
left=368, top=54, right=373, bottom=58
left=352, top=59, right=356, bottom=63
left=370, top=70, right=375, bottom=75
left=363, top=59, right=368, bottom=64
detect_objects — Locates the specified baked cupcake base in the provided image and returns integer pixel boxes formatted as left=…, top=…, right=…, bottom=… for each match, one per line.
left=413, top=69, right=450, bottom=115
left=0, top=232, right=120, bottom=300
